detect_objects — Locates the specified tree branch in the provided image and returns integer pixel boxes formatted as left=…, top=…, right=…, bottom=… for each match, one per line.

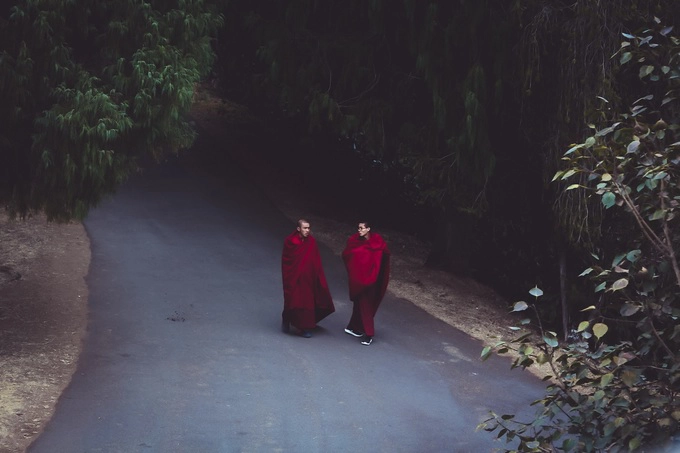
left=659, top=180, right=680, bottom=286
left=613, top=180, right=669, bottom=255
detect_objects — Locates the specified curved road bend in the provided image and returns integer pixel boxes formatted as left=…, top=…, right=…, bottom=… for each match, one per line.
left=29, top=133, right=546, bottom=453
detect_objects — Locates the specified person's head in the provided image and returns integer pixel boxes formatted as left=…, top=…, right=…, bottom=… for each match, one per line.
left=297, top=219, right=311, bottom=238
left=357, top=221, right=371, bottom=238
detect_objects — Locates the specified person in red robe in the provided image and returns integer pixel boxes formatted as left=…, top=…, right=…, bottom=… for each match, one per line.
left=281, top=219, right=335, bottom=338
left=342, top=221, right=390, bottom=345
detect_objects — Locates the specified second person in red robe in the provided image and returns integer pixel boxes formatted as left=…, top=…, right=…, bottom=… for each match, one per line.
left=342, top=221, right=390, bottom=345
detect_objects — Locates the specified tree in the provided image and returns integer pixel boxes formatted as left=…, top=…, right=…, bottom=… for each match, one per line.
left=0, top=0, right=223, bottom=221
left=479, top=20, right=680, bottom=451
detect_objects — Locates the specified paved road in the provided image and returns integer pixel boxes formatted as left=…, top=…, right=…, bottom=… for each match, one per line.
left=29, top=134, right=545, bottom=453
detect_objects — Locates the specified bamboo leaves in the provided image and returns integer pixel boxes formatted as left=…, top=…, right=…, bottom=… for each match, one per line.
left=0, top=0, right=223, bottom=220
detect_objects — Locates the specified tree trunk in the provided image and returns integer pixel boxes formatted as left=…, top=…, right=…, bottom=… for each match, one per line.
left=559, top=244, right=569, bottom=342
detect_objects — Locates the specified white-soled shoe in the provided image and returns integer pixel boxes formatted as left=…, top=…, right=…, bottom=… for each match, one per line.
left=344, top=328, right=363, bottom=338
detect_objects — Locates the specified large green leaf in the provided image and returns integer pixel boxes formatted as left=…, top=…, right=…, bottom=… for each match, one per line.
left=561, top=169, right=577, bottom=179
left=600, top=373, right=614, bottom=387
left=593, top=323, right=608, bottom=339
left=626, top=250, right=642, bottom=262
left=639, top=65, right=654, bottom=79
left=611, top=278, right=629, bottom=291
left=602, top=192, right=616, bottom=208
left=543, top=332, right=559, bottom=347
left=649, top=209, right=666, bottom=220
left=481, top=346, right=492, bottom=360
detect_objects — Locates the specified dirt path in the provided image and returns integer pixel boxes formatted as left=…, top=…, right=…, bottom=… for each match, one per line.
left=0, top=94, right=535, bottom=452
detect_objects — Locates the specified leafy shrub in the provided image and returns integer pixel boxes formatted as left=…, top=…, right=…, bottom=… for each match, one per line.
left=479, top=19, right=680, bottom=452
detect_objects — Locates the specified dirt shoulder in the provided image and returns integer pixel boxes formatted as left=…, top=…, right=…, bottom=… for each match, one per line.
left=0, top=214, right=90, bottom=453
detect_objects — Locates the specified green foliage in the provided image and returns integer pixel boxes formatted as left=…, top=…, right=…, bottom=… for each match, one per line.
left=480, top=21, right=680, bottom=452
left=0, top=0, right=223, bottom=220
left=518, top=1, right=678, bottom=251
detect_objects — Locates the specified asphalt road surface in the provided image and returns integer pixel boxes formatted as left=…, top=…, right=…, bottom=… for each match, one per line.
left=29, top=135, right=546, bottom=453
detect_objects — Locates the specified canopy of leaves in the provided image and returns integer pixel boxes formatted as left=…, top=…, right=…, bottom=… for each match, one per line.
left=0, top=0, right=223, bottom=220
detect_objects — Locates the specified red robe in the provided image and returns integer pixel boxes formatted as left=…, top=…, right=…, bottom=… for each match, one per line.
left=281, top=231, right=335, bottom=330
left=342, top=232, right=390, bottom=336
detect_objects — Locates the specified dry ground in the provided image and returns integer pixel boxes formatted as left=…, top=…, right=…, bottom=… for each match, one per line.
left=0, top=214, right=89, bottom=453
left=0, top=95, right=540, bottom=452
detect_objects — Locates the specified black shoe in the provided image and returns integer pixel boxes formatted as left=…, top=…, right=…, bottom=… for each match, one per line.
left=344, top=328, right=363, bottom=338
left=281, top=320, right=290, bottom=333
left=300, top=330, right=312, bottom=338
left=360, top=336, right=373, bottom=346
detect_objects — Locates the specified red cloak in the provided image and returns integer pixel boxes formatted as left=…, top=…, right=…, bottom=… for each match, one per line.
left=342, top=232, right=391, bottom=305
left=281, top=231, right=335, bottom=328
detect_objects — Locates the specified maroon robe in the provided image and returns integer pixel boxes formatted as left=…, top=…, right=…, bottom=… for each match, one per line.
left=281, top=231, right=335, bottom=330
left=342, top=232, right=390, bottom=336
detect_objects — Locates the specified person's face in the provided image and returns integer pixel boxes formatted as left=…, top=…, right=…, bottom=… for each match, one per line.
left=297, top=222, right=311, bottom=238
left=357, top=223, right=370, bottom=238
